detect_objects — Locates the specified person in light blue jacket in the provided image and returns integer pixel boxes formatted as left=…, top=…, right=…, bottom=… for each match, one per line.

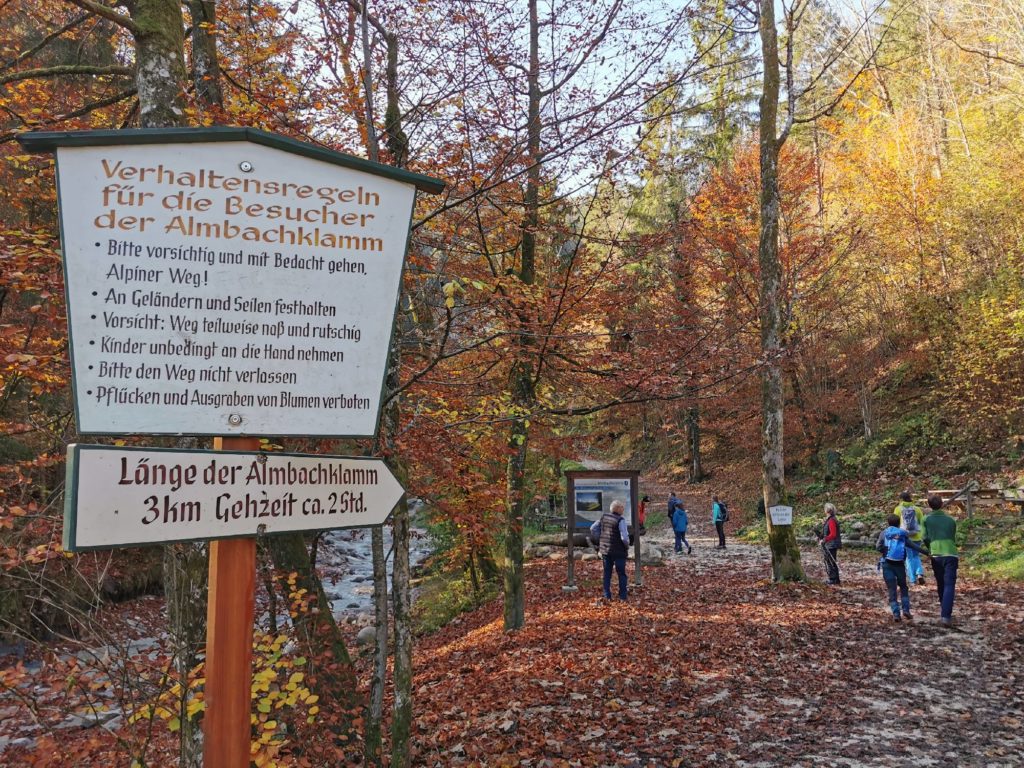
left=711, top=495, right=727, bottom=548
left=671, top=500, right=692, bottom=555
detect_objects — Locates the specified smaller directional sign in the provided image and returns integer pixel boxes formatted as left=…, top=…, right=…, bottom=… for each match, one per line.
left=64, top=444, right=405, bottom=551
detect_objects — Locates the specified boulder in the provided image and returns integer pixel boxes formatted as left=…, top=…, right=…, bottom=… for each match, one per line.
left=851, top=521, right=866, bottom=533
left=356, top=626, right=377, bottom=646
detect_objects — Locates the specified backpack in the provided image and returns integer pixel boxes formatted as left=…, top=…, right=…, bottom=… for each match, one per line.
left=718, top=502, right=729, bottom=522
left=881, top=528, right=906, bottom=561
left=900, top=504, right=920, bottom=535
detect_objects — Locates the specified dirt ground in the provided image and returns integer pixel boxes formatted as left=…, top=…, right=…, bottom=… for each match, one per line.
left=408, top=522, right=1024, bottom=767
left=2, top=519, right=1021, bottom=767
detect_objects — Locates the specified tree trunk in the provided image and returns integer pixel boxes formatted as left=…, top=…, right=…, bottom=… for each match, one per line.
left=124, top=3, right=201, bottom=763
left=267, top=534, right=360, bottom=709
left=389, top=494, right=413, bottom=768
left=758, top=0, right=803, bottom=581
left=130, top=0, right=188, bottom=128
left=687, top=404, right=704, bottom=483
left=186, top=0, right=223, bottom=110
left=503, top=0, right=542, bottom=633
left=365, top=525, right=388, bottom=767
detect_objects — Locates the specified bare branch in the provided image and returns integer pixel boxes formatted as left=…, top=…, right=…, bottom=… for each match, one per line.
left=63, top=0, right=142, bottom=36
left=0, top=64, right=133, bottom=87
left=0, top=13, right=90, bottom=73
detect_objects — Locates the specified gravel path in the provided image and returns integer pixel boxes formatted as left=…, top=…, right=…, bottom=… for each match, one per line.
left=645, top=523, right=1024, bottom=767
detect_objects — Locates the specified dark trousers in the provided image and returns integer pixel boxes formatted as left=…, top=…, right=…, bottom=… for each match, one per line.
left=882, top=559, right=910, bottom=616
left=602, top=555, right=628, bottom=600
left=674, top=531, right=691, bottom=553
left=715, top=520, right=726, bottom=547
left=931, top=556, right=959, bottom=620
left=822, top=545, right=840, bottom=584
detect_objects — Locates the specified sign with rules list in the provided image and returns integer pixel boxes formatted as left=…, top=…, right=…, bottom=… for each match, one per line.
left=21, top=127, right=443, bottom=437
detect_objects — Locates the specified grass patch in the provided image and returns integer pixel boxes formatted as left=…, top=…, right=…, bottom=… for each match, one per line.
left=969, top=527, right=1024, bottom=580
left=412, top=570, right=499, bottom=635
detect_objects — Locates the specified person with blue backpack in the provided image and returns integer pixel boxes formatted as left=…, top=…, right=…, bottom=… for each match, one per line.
left=876, top=513, right=930, bottom=621
left=711, top=495, right=728, bottom=548
left=894, top=490, right=926, bottom=585
left=671, top=497, right=692, bottom=555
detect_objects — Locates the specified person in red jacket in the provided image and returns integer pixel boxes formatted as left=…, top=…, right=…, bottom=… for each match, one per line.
left=818, top=502, right=842, bottom=585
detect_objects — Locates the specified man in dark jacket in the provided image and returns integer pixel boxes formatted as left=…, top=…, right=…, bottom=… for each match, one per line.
left=590, top=499, right=630, bottom=601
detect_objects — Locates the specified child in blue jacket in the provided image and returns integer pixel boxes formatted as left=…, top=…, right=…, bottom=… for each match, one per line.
left=671, top=501, right=691, bottom=555
left=876, top=514, right=930, bottom=621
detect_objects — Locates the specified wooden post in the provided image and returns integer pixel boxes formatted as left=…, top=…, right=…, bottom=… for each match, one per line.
left=204, top=436, right=259, bottom=768
left=631, top=479, right=642, bottom=588
left=564, top=482, right=578, bottom=591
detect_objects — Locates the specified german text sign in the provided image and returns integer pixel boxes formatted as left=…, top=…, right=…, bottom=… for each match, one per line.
left=769, top=505, right=793, bottom=525
left=49, top=134, right=423, bottom=436
left=64, top=444, right=405, bottom=551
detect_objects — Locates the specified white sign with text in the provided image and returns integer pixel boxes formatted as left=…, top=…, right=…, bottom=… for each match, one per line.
left=769, top=505, right=793, bottom=525
left=54, top=141, right=417, bottom=436
left=64, top=445, right=405, bottom=550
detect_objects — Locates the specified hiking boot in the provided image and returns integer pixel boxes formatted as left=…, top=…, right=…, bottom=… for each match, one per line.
left=940, top=617, right=953, bottom=628
left=903, top=611, right=912, bottom=620
left=892, top=614, right=902, bottom=622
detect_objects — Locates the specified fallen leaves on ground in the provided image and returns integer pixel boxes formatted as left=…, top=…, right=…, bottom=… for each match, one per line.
left=409, top=534, right=1024, bottom=767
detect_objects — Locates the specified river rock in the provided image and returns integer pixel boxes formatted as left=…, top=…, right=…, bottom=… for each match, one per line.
left=356, top=626, right=377, bottom=646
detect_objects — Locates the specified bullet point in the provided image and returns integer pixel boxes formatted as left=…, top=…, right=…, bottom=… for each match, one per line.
left=94, top=242, right=100, bottom=247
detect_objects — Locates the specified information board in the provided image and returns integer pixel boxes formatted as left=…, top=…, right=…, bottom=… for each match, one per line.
left=572, top=476, right=634, bottom=528
left=52, top=138, right=418, bottom=436
left=64, top=444, right=406, bottom=550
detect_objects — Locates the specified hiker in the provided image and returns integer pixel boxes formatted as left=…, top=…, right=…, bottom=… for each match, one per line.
left=818, top=502, right=841, bottom=585
left=590, top=499, right=631, bottom=601
left=923, top=495, right=959, bottom=628
left=711, top=495, right=727, bottom=548
left=671, top=497, right=692, bottom=555
left=667, top=492, right=682, bottom=524
left=894, top=490, right=926, bottom=585
left=637, top=495, right=649, bottom=537
left=876, top=513, right=929, bottom=622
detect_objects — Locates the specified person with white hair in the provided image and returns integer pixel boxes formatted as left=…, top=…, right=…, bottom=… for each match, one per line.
left=818, top=502, right=842, bottom=585
left=589, top=499, right=631, bottom=601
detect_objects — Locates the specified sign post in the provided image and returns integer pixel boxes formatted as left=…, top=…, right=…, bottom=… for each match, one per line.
left=25, top=127, right=443, bottom=767
left=205, top=434, right=259, bottom=768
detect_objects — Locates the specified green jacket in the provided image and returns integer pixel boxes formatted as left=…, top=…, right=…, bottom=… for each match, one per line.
left=923, top=512, right=958, bottom=558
